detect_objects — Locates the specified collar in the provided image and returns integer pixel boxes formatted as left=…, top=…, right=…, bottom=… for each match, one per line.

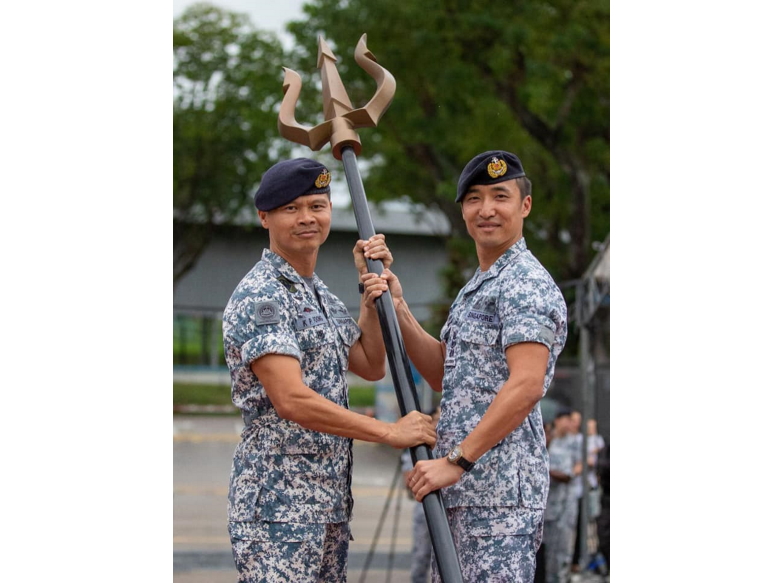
left=463, top=238, right=528, bottom=295
left=261, top=248, right=327, bottom=296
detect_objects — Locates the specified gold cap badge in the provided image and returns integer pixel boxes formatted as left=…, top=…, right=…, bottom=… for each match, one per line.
left=487, top=157, right=508, bottom=178
left=315, top=169, right=331, bottom=188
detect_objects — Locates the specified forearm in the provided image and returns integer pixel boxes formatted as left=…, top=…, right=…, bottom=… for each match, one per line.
left=459, top=374, right=543, bottom=463
left=550, top=470, right=572, bottom=483
left=394, top=296, right=445, bottom=391
left=253, top=354, right=435, bottom=448
left=353, top=298, right=386, bottom=378
left=281, top=382, right=393, bottom=443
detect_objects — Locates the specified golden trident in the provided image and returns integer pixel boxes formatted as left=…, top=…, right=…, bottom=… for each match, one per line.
left=277, top=35, right=465, bottom=583
left=277, top=34, right=396, bottom=160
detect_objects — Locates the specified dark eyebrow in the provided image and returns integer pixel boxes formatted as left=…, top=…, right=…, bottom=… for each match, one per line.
left=466, top=184, right=514, bottom=194
left=490, top=184, right=513, bottom=193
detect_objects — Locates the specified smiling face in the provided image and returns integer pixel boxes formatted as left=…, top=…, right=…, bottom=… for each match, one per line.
left=460, top=178, right=531, bottom=262
left=258, top=193, right=332, bottom=267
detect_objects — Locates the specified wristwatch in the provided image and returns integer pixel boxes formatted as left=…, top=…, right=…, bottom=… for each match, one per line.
left=446, top=445, right=475, bottom=472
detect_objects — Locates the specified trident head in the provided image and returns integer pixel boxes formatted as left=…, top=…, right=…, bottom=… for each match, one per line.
left=278, top=34, right=396, bottom=160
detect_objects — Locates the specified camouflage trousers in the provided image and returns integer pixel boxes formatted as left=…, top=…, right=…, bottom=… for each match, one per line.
left=431, top=506, right=544, bottom=583
left=229, top=520, right=350, bottom=583
left=543, top=512, right=572, bottom=583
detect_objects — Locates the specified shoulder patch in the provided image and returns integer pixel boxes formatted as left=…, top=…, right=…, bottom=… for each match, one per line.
left=254, top=301, right=281, bottom=325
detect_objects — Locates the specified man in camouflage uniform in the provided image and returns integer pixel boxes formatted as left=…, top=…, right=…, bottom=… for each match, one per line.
left=383, top=151, right=568, bottom=582
left=222, top=158, right=437, bottom=583
left=544, top=410, right=579, bottom=583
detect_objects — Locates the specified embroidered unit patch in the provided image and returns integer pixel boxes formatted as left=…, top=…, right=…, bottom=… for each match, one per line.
left=254, top=301, right=280, bottom=325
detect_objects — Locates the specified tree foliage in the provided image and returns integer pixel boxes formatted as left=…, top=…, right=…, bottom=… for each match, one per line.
left=173, top=3, right=293, bottom=284
left=173, top=0, right=610, bottom=337
left=285, top=0, right=609, bottom=291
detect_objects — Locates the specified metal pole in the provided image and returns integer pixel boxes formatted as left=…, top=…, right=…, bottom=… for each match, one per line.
left=578, top=282, right=595, bottom=570
left=342, top=146, right=463, bottom=583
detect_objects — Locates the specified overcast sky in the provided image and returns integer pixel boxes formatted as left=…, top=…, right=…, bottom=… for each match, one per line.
left=172, top=0, right=306, bottom=46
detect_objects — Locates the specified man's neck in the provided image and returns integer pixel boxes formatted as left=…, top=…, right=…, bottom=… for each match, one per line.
left=475, top=236, right=521, bottom=272
left=271, top=247, right=318, bottom=277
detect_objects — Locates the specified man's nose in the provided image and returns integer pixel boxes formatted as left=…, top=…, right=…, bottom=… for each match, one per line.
left=297, top=209, right=316, bottom=223
left=479, top=199, right=496, bottom=217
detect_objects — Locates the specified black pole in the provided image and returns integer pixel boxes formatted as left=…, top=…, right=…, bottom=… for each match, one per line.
left=341, top=146, right=464, bottom=583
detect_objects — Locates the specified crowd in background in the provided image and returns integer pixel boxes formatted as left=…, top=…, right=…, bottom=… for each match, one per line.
left=403, top=410, right=610, bottom=583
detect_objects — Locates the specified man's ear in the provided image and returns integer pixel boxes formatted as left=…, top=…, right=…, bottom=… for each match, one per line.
left=521, top=195, right=532, bottom=218
left=258, top=209, right=268, bottom=228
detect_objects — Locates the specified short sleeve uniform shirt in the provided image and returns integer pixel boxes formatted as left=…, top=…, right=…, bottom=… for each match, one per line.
left=437, top=238, right=568, bottom=512
left=222, top=249, right=361, bottom=529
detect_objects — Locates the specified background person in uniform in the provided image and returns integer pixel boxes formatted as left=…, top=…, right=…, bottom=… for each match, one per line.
left=401, top=406, right=441, bottom=583
left=222, top=157, right=437, bottom=583
left=567, top=411, right=584, bottom=574
left=379, top=151, right=568, bottom=583
left=544, top=409, right=577, bottom=583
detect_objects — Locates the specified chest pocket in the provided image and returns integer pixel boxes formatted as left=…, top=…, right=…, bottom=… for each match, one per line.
left=454, top=323, right=502, bottom=384
left=458, top=322, right=500, bottom=346
left=295, top=324, right=332, bottom=351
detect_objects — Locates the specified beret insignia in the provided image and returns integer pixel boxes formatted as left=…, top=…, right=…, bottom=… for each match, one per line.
left=455, top=150, right=525, bottom=202
left=315, top=169, right=331, bottom=188
left=487, top=157, right=508, bottom=179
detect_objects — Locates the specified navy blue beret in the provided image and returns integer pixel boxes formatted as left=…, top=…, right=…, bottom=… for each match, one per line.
left=455, top=150, right=526, bottom=202
left=254, top=158, right=332, bottom=211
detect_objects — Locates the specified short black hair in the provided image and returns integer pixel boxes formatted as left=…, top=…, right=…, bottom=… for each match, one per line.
left=516, top=176, right=532, bottom=199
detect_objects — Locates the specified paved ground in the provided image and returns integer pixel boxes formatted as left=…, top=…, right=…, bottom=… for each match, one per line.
left=173, top=414, right=608, bottom=583
left=174, top=414, right=420, bottom=583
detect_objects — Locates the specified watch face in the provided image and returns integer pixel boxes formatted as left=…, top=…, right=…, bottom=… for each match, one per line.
left=448, top=446, right=461, bottom=463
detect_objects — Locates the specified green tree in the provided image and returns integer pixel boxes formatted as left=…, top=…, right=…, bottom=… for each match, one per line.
left=286, top=0, right=609, bottom=295
left=174, top=4, right=292, bottom=285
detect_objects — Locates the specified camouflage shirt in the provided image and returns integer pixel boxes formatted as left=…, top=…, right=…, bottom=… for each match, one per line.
left=436, top=238, right=567, bottom=511
left=544, top=435, right=576, bottom=522
left=222, top=249, right=361, bottom=525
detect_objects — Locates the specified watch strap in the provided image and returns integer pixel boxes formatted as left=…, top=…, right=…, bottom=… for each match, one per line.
left=447, top=445, right=475, bottom=472
left=456, top=456, right=475, bottom=472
